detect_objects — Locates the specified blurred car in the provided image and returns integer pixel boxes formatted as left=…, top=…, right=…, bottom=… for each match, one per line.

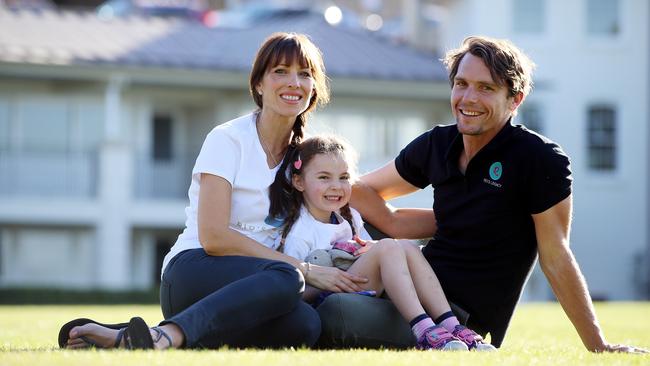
left=96, top=0, right=209, bottom=20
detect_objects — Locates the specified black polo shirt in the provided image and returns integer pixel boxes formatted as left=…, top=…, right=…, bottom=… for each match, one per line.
left=395, top=121, right=572, bottom=347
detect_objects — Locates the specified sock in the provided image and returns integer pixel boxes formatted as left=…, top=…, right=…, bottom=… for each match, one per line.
left=435, top=311, right=460, bottom=332
left=410, top=313, right=435, bottom=340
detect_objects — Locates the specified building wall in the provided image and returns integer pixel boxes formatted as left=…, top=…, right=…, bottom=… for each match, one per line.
left=0, top=75, right=449, bottom=290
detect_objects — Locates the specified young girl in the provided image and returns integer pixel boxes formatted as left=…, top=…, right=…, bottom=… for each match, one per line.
left=269, top=135, right=496, bottom=351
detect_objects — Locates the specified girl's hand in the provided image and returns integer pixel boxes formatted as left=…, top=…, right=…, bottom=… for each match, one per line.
left=353, top=236, right=377, bottom=256
left=305, top=264, right=368, bottom=293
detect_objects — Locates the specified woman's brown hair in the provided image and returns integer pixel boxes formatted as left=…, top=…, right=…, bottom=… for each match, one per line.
left=249, top=32, right=330, bottom=148
left=252, top=33, right=331, bottom=233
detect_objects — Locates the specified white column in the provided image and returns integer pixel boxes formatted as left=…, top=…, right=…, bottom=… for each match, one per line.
left=105, top=75, right=127, bottom=143
left=403, top=0, right=422, bottom=49
left=96, top=74, right=133, bottom=290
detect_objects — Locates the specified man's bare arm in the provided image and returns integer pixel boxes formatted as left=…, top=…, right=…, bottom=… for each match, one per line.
left=351, top=161, right=436, bottom=239
left=535, top=195, right=647, bottom=353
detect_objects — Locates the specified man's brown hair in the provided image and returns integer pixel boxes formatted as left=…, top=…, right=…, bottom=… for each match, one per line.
left=443, top=36, right=535, bottom=98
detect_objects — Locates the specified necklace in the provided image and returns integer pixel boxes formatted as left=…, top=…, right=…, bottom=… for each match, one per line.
left=256, top=115, right=280, bottom=167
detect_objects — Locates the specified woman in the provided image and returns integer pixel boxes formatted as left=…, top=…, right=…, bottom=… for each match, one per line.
left=58, top=32, right=368, bottom=350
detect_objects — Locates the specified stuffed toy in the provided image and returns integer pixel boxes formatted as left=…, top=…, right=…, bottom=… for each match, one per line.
left=305, top=240, right=362, bottom=270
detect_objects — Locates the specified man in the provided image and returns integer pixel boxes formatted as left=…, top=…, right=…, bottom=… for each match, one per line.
left=336, top=36, right=645, bottom=352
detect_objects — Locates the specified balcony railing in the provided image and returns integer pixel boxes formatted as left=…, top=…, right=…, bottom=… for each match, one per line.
left=134, top=153, right=195, bottom=200
left=0, top=150, right=98, bottom=198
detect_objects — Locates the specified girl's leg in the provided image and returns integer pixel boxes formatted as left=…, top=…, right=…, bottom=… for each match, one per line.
left=345, top=240, right=468, bottom=351
left=399, top=241, right=495, bottom=351
left=346, top=239, right=425, bottom=322
left=398, top=240, right=453, bottom=319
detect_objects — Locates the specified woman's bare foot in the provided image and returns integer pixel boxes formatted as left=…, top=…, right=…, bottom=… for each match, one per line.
left=66, top=323, right=124, bottom=349
left=66, top=321, right=184, bottom=350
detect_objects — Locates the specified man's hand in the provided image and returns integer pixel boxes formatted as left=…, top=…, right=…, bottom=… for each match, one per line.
left=599, top=343, right=648, bottom=354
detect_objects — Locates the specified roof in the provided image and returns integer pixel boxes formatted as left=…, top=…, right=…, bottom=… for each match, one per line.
left=0, top=7, right=447, bottom=82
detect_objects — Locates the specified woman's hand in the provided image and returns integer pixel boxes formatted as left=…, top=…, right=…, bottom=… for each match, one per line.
left=305, top=264, right=368, bottom=293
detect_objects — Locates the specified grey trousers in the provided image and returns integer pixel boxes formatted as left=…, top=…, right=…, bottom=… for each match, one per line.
left=315, top=293, right=469, bottom=349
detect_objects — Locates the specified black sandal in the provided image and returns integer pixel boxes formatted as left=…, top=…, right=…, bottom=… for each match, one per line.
left=58, top=318, right=129, bottom=349
left=123, top=317, right=154, bottom=349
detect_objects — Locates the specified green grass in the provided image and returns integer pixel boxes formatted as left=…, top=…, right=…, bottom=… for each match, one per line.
left=0, top=303, right=648, bottom=365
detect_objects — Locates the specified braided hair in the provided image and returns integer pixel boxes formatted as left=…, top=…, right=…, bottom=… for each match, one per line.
left=269, top=135, right=359, bottom=244
left=250, top=33, right=331, bottom=246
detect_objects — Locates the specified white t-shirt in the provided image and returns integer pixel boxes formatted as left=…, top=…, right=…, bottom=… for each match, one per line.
left=161, top=113, right=282, bottom=275
left=282, top=205, right=372, bottom=262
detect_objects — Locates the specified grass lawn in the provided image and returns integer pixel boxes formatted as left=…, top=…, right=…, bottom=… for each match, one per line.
left=0, top=302, right=648, bottom=365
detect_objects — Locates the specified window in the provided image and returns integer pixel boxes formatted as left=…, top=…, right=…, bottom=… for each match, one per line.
left=309, top=112, right=427, bottom=162
left=0, top=100, right=9, bottom=150
left=1, top=98, right=100, bottom=197
left=154, top=236, right=174, bottom=285
left=587, top=0, right=619, bottom=36
left=395, top=117, right=427, bottom=151
left=587, top=106, right=616, bottom=171
left=152, top=114, right=173, bottom=162
left=512, top=0, right=545, bottom=34
left=519, top=104, right=543, bottom=134
left=74, top=103, right=104, bottom=152
left=309, top=114, right=387, bottom=158
left=20, top=100, right=69, bottom=152
left=17, top=99, right=103, bottom=153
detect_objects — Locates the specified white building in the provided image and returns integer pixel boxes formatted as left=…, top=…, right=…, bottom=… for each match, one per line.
left=0, top=6, right=449, bottom=290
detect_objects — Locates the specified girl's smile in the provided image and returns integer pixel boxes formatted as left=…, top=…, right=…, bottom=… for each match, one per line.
left=292, top=152, right=352, bottom=223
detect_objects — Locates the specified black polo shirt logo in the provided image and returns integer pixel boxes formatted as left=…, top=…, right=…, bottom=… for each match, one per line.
left=484, top=161, right=503, bottom=188
left=489, top=162, right=502, bottom=180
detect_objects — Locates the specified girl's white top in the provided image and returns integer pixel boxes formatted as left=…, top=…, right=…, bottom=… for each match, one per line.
left=282, top=205, right=372, bottom=261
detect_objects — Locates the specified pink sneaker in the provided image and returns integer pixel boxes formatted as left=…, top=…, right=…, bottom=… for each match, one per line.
left=416, top=325, right=468, bottom=351
left=451, top=325, right=496, bottom=351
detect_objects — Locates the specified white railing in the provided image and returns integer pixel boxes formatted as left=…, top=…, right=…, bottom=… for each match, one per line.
left=0, top=150, right=98, bottom=198
left=134, top=153, right=194, bottom=200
